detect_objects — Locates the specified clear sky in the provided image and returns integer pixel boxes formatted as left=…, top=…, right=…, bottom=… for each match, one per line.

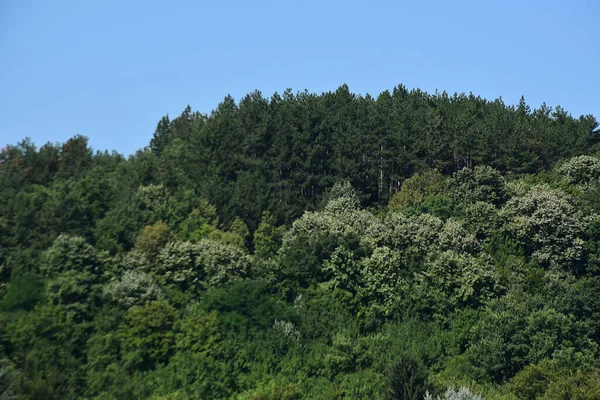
left=1, top=0, right=598, bottom=156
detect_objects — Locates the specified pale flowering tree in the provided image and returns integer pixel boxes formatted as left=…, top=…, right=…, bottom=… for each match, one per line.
left=379, top=213, right=444, bottom=257
left=272, top=319, right=300, bottom=343
left=460, top=201, right=502, bottom=240
left=500, top=184, right=591, bottom=266
left=195, top=239, right=252, bottom=288
left=156, top=239, right=252, bottom=292
left=378, top=213, right=480, bottom=258
left=556, top=155, right=600, bottom=189
left=279, top=193, right=380, bottom=285
left=358, top=246, right=404, bottom=308
left=413, top=251, right=499, bottom=319
left=321, top=245, right=362, bottom=292
left=282, top=193, right=379, bottom=251
left=103, top=270, right=163, bottom=309
left=156, top=241, right=204, bottom=291
left=438, top=219, right=481, bottom=255
left=424, top=387, right=483, bottom=400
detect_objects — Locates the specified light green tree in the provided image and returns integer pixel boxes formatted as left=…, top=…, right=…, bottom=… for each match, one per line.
left=413, top=251, right=499, bottom=319
left=358, top=246, right=404, bottom=308
left=41, top=234, right=108, bottom=277
left=117, top=301, right=176, bottom=370
left=389, top=170, right=447, bottom=211
left=500, top=184, right=590, bottom=266
left=556, top=155, right=600, bottom=189
left=103, top=270, right=163, bottom=309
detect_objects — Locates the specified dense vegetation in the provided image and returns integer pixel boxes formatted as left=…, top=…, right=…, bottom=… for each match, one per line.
left=1, top=85, right=600, bottom=399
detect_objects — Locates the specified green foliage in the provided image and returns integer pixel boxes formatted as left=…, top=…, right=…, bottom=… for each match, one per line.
left=324, top=331, right=367, bottom=377
left=41, top=234, right=107, bottom=277
left=296, top=286, right=356, bottom=341
left=321, top=241, right=365, bottom=294
left=45, top=270, right=98, bottom=319
left=0, top=357, right=17, bottom=400
left=510, top=361, right=556, bottom=400
left=452, top=166, right=506, bottom=206
left=85, top=333, right=130, bottom=398
left=200, top=280, right=294, bottom=334
left=224, top=217, right=250, bottom=249
left=117, top=301, right=176, bottom=370
left=538, top=369, right=600, bottom=400
left=93, top=200, right=144, bottom=254
left=135, top=184, right=170, bottom=221
left=137, top=351, right=235, bottom=399
left=0, top=272, right=43, bottom=312
left=465, top=294, right=598, bottom=383
left=253, top=212, right=286, bottom=259
left=413, top=251, right=500, bottom=320
left=583, top=217, right=600, bottom=274
left=3, top=86, right=600, bottom=399
left=3, top=304, right=88, bottom=399
left=150, top=115, right=172, bottom=156
left=177, top=200, right=219, bottom=242
left=387, top=353, right=431, bottom=400
left=500, top=184, right=588, bottom=267
left=237, top=381, right=302, bottom=400
left=389, top=170, right=447, bottom=211
left=134, top=221, right=174, bottom=260
left=174, top=307, right=223, bottom=356
left=404, top=195, right=455, bottom=220
left=336, top=369, right=387, bottom=399
left=103, top=270, right=163, bottom=309
left=556, top=155, right=600, bottom=189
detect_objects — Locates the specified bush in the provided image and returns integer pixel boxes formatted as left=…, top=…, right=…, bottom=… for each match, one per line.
left=387, top=353, right=431, bottom=400
left=539, top=369, right=600, bottom=400
left=510, top=361, right=556, bottom=400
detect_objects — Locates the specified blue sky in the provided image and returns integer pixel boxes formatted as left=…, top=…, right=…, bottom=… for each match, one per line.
left=1, top=0, right=598, bottom=155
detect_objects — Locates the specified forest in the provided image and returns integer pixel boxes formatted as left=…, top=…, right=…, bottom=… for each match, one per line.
left=1, top=84, right=600, bottom=399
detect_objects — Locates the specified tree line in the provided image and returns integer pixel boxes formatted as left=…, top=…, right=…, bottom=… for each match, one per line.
left=1, top=85, right=600, bottom=399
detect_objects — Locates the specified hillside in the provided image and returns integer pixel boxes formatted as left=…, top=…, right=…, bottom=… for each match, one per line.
left=1, top=85, right=600, bottom=399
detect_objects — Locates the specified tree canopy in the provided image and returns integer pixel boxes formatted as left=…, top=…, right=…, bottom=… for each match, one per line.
left=1, top=84, right=600, bottom=399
